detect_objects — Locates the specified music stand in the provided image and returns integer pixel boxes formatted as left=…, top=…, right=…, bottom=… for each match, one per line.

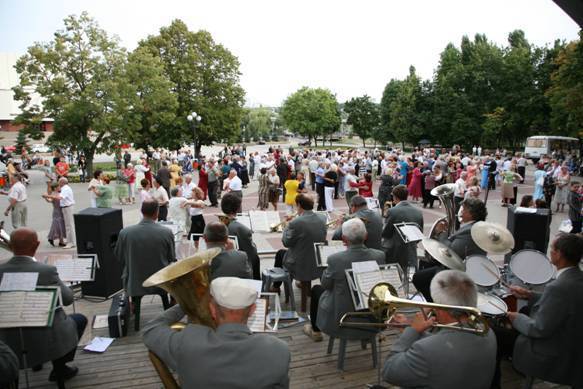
left=247, top=292, right=281, bottom=333
left=393, top=222, right=423, bottom=296
left=56, top=254, right=98, bottom=313
left=236, top=213, right=253, bottom=232
left=248, top=210, right=281, bottom=232
left=366, top=198, right=381, bottom=214
left=0, top=287, right=59, bottom=389
left=313, top=242, right=345, bottom=268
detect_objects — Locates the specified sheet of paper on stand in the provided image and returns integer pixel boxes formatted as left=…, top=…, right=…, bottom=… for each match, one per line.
left=55, top=258, right=95, bottom=282
left=355, top=271, right=386, bottom=308
left=366, top=198, right=380, bottom=210
left=352, top=260, right=380, bottom=274
left=317, top=245, right=345, bottom=267
left=0, top=290, right=57, bottom=328
left=195, top=235, right=239, bottom=251
left=93, top=314, right=109, bottom=329
left=399, top=224, right=425, bottom=242
left=43, top=254, right=73, bottom=266
left=236, top=214, right=253, bottom=231
left=249, top=210, right=280, bottom=232
left=515, top=207, right=537, bottom=214
left=83, top=337, right=114, bottom=353
left=247, top=298, right=267, bottom=332
left=0, top=272, right=39, bottom=291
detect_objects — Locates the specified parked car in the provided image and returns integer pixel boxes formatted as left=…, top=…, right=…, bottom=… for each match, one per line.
left=298, top=140, right=310, bottom=146
left=258, top=139, right=266, bottom=145
left=31, top=144, right=51, bottom=153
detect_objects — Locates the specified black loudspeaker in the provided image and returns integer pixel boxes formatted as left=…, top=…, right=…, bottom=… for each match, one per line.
left=74, top=208, right=124, bottom=298
left=505, top=206, right=551, bottom=263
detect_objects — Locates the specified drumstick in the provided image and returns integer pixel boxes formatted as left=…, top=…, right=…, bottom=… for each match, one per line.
left=480, top=263, right=512, bottom=288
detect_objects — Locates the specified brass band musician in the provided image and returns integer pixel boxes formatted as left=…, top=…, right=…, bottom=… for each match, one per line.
left=383, top=270, right=496, bottom=388
left=331, top=195, right=383, bottom=250
left=143, top=277, right=291, bottom=388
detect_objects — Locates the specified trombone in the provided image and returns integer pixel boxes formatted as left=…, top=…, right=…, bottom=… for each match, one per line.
left=269, top=212, right=297, bottom=232
left=339, top=282, right=489, bottom=335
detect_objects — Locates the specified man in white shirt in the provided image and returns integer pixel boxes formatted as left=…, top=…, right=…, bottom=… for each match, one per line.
left=181, top=175, right=196, bottom=200
left=1, top=174, right=27, bottom=228
left=226, top=169, right=243, bottom=213
left=56, top=178, right=76, bottom=249
left=453, top=172, right=467, bottom=223
left=152, top=177, right=170, bottom=221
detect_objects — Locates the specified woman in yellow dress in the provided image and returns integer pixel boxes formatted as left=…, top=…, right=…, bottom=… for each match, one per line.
left=169, top=159, right=182, bottom=188
left=284, top=173, right=300, bottom=212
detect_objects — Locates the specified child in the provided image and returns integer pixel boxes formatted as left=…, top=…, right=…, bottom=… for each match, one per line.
left=567, top=181, right=582, bottom=233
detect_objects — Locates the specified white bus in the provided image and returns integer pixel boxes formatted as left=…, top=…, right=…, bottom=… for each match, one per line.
left=524, top=135, right=580, bottom=162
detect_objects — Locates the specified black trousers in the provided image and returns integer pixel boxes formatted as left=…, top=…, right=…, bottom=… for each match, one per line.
left=316, top=183, right=326, bottom=211
left=52, top=314, right=87, bottom=374
left=488, top=173, right=496, bottom=190
left=188, top=214, right=206, bottom=240
left=572, top=220, right=582, bottom=234
left=157, top=205, right=168, bottom=221
left=207, top=180, right=218, bottom=206
left=310, top=172, right=316, bottom=191
left=517, top=166, right=525, bottom=184
left=310, top=285, right=325, bottom=331
left=411, top=265, right=443, bottom=302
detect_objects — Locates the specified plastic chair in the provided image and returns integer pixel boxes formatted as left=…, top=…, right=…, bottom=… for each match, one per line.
left=132, top=292, right=171, bottom=331
left=327, top=334, right=378, bottom=371
left=261, top=268, right=295, bottom=311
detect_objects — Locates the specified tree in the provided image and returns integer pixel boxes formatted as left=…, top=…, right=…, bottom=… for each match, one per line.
left=244, top=107, right=273, bottom=141
left=15, top=130, right=29, bottom=154
left=12, top=12, right=128, bottom=176
left=379, top=79, right=403, bottom=143
left=344, top=95, right=379, bottom=147
left=547, top=32, right=583, bottom=137
left=387, top=66, right=426, bottom=146
left=280, top=87, right=341, bottom=146
left=118, top=47, right=178, bottom=150
left=139, top=20, right=245, bottom=155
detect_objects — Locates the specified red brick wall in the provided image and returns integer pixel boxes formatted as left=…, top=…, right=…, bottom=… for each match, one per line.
left=0, top=120, right=53, bottom=132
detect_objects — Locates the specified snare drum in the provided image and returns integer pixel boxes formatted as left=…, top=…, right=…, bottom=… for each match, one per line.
left=509, top=249, right=555, bottom=285
left=465, top=255, right=500, bottom=287
left=477, top=293, right=508, bottom=317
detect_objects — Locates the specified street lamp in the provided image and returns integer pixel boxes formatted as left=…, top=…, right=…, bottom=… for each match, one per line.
left=187, top=111, right=201, bottom=157
left=270, top=116, right=276, bottom=140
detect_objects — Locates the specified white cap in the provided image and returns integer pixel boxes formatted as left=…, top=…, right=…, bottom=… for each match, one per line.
left=210, top=277, right=258, bottom=309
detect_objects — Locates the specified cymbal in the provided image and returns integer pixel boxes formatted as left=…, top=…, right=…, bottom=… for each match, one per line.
left=471, top=221, right=515, bottom=255
left=422, top=238, right=465, bottom=271
left=143, top=248, right=221, bottom=287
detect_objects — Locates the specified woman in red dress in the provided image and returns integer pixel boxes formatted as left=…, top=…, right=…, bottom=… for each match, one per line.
left=197, top=164, right=208, bottom=200
left=350, top=173, right=374, bottom=197
left=408, top=162, right=423, bottom=202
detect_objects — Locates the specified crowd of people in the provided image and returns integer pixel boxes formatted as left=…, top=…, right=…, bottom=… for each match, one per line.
left=0, top=141, right=582, bottom=389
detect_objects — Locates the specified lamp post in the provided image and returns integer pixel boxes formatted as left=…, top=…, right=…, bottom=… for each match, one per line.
left=270, top=116, right=276, bottom=141
left=187, top=112, right=201, bottom=157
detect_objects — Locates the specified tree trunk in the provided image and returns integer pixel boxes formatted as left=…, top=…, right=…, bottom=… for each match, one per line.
left=195, top=141, right=202, bottom=159
left=362, top=138, right=366, bottom=148
left=85, top=150, right=95, bottom=180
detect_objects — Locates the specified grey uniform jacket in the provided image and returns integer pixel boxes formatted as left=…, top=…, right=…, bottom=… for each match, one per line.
left=114, top=219, right=176, bottom=297
left=209, top=247, right=252, bottom=280
left=316, top=244, right=385, bottom=337
left=0, top=256, right=78, bottom=367
left=512, top=267, right=583, bottom=386
left=228, top=219, right=259, bottom=268
left=381, top=201, right=424, bottom=269
left=143, top=305, right=290, bottom=388
left=0, top=340, right=18, bottom=385
left=382, top=326, right=497, bottom=389
left=282, top=210, right=327, bottom=281
left=332, top=208, right=383, bottom=251
left=437, top=222, right=485, bottom=259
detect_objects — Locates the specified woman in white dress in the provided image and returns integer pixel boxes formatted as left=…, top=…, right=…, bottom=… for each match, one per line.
left=168, top=187, right=189, bottom=234
left=87, top=169, right=103, bottom=208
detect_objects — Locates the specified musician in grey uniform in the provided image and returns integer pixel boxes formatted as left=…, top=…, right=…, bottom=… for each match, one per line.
left=114, top=200, right=175, bottom=306
left=491, top=233, right=583, bottom=388
left=204, top=221, right=252, bottom=280
left=0, top=340, right=18, bottom=387
left=221, top=193, right=260, bottom=279
left=331, top=195, right=383, bottom=250
left=382, top=270, right=496, bottom=388
left=304, top=218, right=385, bottom=341
left=412, top=197, right=487, bottom=302
left=143, top=277, right=291, bottom=388
left=0, top=228, right=87, bottom=383
left=281, top=194, right=327, bottom=282
left=381, top=185, right=424, bottom=270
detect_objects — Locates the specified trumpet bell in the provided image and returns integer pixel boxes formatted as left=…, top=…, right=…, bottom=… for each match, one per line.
left=430, top=183, right=456, bottom=197
left=368, top=282, right=398, bottom=319
left=143, top=248, right=221, bottom=328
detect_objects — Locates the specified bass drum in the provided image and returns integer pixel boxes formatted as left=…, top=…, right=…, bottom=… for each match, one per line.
left=509, top=249, right=555, bottom=285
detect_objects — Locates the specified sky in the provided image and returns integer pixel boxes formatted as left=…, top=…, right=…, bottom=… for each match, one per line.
left=0, top=0, right=579, bottom=107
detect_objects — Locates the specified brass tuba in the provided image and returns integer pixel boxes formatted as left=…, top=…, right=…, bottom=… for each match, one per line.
left=428, top=183, right=457, bottom=239
left=142, top=248, right=221, bottom=388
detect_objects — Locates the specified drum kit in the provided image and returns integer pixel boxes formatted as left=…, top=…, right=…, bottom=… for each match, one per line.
left=423, top=221, right=556, bottom=326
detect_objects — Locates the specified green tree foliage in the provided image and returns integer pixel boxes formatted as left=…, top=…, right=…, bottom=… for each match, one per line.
left=280, top=87, right=341, bottom=146
left=344, top=95, right=379, bottom=147
left=244, top=107, right=273, bottom=141
left=12, top=12, right=127, bottom=174
left=547, top=31, right=583, bottom=137
left=139, top=20, right=245, bottom=155
left=118, top=48, right=178, bottom=150
left=15, top=130, right=29, bottom=154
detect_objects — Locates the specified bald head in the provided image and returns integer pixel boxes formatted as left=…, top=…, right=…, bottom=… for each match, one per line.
left=10, top=228, right=40, bottom=257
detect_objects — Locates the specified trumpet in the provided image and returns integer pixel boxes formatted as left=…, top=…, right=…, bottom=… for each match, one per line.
left=218, top=214, right=233, bottom=226
left=269, top=212, right=297, bottom=232
left=339, top=282, right=489, bottom=335
left=325, top=214, right=368, bottom=228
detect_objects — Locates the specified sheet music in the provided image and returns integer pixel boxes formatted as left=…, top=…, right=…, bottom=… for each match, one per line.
left=366, top=198, right=380, bottom=210
left=0, top=272, right=39, bottom=291
left=44, top=254, right=73, bottom=266
left=55, top=258, right=95, bottom=282
left=236, top=214, right=253, bottom=231
left=196, top=235, right=239, bottom=251
left=352, top=260, right=380, bottom=274
left=399, top=224, right=425, bottom=242
left=0, top=291, right=56, bottom=328
left=354, top=270, right=391, bottom=308
left=247, top=298, right=268, bottom=332
left=249, top=211, right=281, bottom=232
left=317, top=245, right=345, bottom=267
left=84, top=337, right=114, bottom=353
left=515, top=207, right=537, bottom=214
